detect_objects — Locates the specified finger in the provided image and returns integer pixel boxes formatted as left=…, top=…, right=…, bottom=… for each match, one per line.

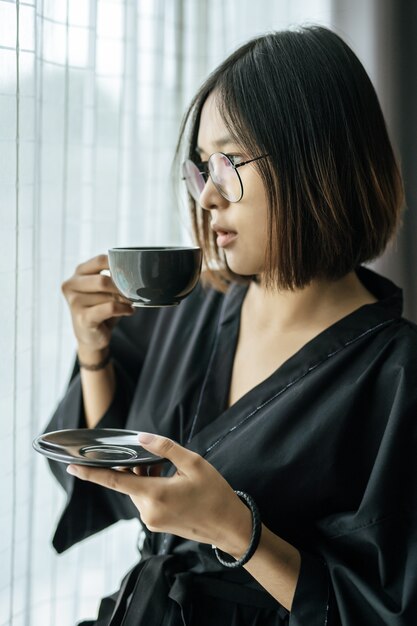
left=82, top=301, right=134, bottom=327
left=76, top=254, right=109, bottom=276
left=69, top=274, right=122, bottom=296
left=132, top=463, right=164, bottom=477
left=66, top=464, right=148, bottom=495
left=70, top=291, right=131, bottom=308
left=132, top=465, right=149, bottom=476
left=137, top=433, right=201, bottom=474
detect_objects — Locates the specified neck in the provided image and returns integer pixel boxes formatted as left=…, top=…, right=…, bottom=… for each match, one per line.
left=245, top=271, right=377, bottom=332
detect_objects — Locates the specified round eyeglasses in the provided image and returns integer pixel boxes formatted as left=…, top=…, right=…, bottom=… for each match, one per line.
left=182, top=152, right=268, bottom=203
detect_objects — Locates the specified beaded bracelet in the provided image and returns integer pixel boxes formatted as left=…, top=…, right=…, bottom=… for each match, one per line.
left=78, top=350, right=111, bottom=371
left=213, top=490, right=262, bottom=568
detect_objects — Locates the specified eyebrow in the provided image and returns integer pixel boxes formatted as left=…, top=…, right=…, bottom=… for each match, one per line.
left=196, top=136, right=237, bottom=156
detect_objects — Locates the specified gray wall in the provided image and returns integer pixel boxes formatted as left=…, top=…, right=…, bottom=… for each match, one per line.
left=332, top=0, right=417, bottom=321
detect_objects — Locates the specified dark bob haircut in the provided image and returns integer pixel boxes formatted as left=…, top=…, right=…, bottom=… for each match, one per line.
left=175, top=26, right=404, bottom=290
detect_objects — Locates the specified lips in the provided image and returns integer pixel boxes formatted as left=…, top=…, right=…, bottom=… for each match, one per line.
left=211, top=223, right=238, bottom=248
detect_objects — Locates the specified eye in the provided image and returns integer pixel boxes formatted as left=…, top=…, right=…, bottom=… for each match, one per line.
left=226, top=154, right=243, bottom=166
left=196, top=161, right=209, bottom=176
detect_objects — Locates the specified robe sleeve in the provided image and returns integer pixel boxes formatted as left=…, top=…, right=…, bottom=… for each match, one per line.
left=290, top=510, right=417, bottom=626
left=290, top=359, right=417, bottom=625
left=44, top=311, right=159, bottom=553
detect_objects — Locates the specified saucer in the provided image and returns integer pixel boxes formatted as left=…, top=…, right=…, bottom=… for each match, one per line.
left=33, top=428, right=164, bottom=467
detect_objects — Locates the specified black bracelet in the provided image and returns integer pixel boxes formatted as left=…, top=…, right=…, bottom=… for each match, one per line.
left=78, top=350, right=111, bottom=371
left=213, top=490, right=262, bottom=568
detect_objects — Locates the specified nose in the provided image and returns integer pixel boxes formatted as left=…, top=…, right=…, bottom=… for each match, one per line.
left=199, top=175, right=230, bottom=211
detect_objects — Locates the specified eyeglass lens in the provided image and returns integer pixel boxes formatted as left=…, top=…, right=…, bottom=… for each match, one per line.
left=182, top=153, right=242, bottom=203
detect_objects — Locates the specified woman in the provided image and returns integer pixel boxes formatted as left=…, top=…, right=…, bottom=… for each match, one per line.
left=46, top=26, right=417, bottom=625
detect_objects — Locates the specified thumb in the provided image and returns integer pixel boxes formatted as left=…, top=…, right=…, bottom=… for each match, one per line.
left=138, top=432, right=198, bottom=472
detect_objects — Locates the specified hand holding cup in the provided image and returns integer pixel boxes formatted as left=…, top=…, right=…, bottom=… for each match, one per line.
left=61, top=254, right=134, bottom=357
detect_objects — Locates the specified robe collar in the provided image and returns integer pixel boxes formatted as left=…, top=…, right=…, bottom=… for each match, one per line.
left=186, top=266, right=403, bottom=457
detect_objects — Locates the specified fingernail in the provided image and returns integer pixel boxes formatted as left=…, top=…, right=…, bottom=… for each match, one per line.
left=67, top=465, right=78, bottom=476
left=138, top=432, right=155, bottom=444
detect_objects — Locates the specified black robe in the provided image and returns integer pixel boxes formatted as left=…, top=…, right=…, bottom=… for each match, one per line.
left=45, top=267, right=417, bottom=626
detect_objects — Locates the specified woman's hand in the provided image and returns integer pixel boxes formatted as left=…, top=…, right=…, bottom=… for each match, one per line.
left=67, top=434, right=301, bottom=610
left=61, top=254, right=134, bottom=358
left=66, top=433, right=253, bottom=557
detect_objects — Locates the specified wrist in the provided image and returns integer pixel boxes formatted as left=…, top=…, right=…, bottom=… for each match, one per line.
left=220, top=498, right=253, bottom=558
left=213, top=491, right=262, bottom=567
left=77, top=345, right=110, bottom=369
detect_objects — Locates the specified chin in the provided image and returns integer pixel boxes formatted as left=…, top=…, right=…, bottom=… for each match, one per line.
left=225, top=258, right=263, bottom=277
left=223, top=247, right=265, bottom=276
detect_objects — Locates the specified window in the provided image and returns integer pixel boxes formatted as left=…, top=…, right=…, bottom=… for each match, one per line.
left=0, top=1, right=331, bottom=623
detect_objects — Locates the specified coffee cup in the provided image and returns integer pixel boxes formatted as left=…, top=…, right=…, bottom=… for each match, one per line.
left=108, top=246, right=202, bottom=307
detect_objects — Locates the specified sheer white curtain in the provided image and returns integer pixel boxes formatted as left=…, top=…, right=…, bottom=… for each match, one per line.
left=0, top=1, right=331, bottom=624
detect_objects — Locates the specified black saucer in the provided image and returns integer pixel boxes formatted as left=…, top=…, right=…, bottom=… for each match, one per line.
left=33, top=428, right=164, bottom=467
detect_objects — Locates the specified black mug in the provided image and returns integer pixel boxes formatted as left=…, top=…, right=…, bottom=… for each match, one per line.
left=108, top=246, right=202, bottom=307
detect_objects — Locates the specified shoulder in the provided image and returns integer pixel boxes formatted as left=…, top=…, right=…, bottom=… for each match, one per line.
left=370, top=319, right=417, bottom=417
left=400, top=317, right=417, bottom=338
left=366, top=318, right=417, bottom=388
left=383, top=317, right=417, bottom=359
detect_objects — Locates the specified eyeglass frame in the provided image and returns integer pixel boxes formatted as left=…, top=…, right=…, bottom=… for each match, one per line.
left=182, top=152, right=269, bottom=203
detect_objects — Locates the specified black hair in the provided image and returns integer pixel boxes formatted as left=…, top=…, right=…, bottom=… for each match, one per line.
left=175, top=26, right=404, bottom=290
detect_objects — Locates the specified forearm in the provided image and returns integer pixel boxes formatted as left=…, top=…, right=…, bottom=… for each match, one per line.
left=218, top=502, right=300, bottom=611
left=243, top=525, right=301, bottom=611
left=78, top=346, right=116, bottom=428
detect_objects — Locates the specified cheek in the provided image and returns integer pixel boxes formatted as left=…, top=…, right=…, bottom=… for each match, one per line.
left=226, top=217, right=268, bottom=275
left=245, top=204, right=268, bottom=246
left=243, top=221, right=267, bottom=251
left=257, top=212, right=269, bottom=242
left=244, top=177, right=269, bottom=240
left=245, top=206, right=269, bottom=268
